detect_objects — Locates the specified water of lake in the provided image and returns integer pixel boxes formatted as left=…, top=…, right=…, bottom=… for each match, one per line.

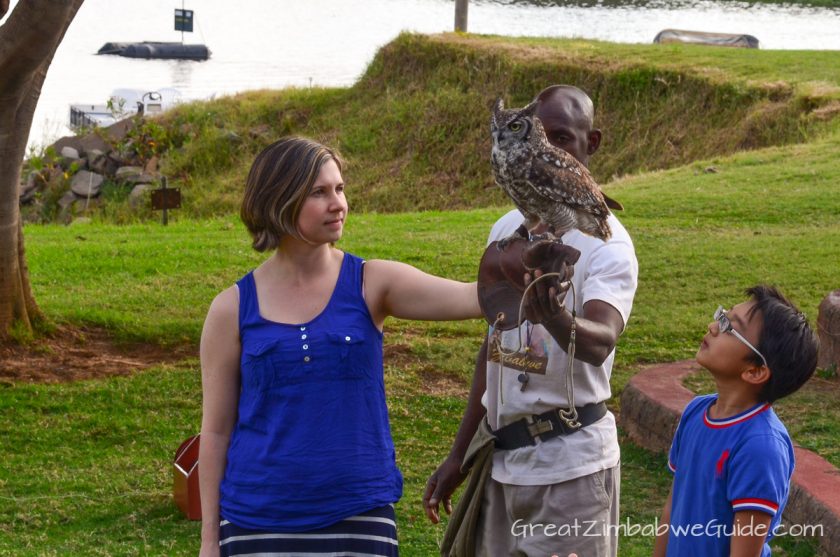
left=4, top=0, right=839, bottom=149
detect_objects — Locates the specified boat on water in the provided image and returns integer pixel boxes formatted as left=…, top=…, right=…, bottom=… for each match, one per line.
left=69, top=88, right=182, bottom=130
left=97, top=41, right=210, bottom=60
left=653, top=29, right=759, bottom=49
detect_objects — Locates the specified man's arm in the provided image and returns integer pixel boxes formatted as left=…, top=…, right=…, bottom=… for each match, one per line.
left=729, top=510, right=772, bottom=557
left=524, top=269, right=625, bottom=366
left=422, top=339, right=488, bottom=523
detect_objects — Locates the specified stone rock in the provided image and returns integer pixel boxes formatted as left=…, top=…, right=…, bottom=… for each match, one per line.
left=26, top=170, right=41, bottom=189
left=52, top=136, right=84, bottom=158
left=144, top=156, right=159, bottom=174
left=817, top=290, right=840, bottom=371
left=78, top=132, right=110, bottom=155
left=103, top=118, right=131, bottom=143
left=19, top=172, right=40, bottom=204
left=57, top=190, right=77, bottom=210
left=115, top=165, right=143, bottom=180
left=60, top=146, right=80, bottom=159
left=129, top=184, right=151, bottom=207
left=86, top=149, right=104, bottom=164
left=69, top=158, right=88, bottom=172
left=90, top=152, right=117, bottom=176
left=70, top=170, right=104, bottom=197
left=115, top=165, right=155, bottom=184
left=58, top=131, right=108, bottom=154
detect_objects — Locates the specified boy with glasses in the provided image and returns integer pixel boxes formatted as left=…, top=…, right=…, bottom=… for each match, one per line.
left=653, top=285, right=819, bottom=557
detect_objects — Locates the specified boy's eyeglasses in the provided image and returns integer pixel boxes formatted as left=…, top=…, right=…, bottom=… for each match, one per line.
left=714, top=306, right=769, bottom=369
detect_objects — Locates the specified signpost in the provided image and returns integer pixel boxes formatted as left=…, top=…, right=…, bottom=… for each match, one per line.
left=152, top=176, right=181, bottom=225
left=174, top=2, right=193, bottom=44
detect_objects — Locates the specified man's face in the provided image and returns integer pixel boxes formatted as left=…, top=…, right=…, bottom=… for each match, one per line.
left=534, top=95, right=593, bottom=166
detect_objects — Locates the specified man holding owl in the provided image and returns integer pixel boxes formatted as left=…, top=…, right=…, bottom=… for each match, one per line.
left=424, top=85, right=639, bottom=557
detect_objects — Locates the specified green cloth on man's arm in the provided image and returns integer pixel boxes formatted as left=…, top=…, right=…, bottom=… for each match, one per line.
left=441, top=419, right=497, bottom=557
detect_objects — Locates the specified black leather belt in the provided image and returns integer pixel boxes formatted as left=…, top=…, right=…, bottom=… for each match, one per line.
left=493, top=402, right=608, bottom=450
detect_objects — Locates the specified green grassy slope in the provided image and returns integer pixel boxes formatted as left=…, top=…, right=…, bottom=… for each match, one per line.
left=26, top=33, right=840, bottom=221
left=162, top=33, right=840, bottom=215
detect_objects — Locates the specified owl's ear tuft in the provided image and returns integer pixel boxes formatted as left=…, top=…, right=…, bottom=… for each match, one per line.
left=518, top=100, right=539, bottom=117
left=492, top=97, right=505, bottom=127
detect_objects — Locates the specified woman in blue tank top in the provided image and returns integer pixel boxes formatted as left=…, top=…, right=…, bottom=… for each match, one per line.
left=198, top=137, right=483, bottom=557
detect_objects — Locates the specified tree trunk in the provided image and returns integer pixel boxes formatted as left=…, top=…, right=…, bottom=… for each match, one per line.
left=817, top=290, right=840, bottom=372
left=0, top=0, right=85, bottom=341
left=454, top=0, right=468, bottom=32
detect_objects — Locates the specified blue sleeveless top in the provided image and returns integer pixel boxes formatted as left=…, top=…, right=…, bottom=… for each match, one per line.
left=219, top=252, right=403, bottom=531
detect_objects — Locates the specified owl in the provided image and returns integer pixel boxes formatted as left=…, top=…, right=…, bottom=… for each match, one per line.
left=490, top=97, right=622, bottom=248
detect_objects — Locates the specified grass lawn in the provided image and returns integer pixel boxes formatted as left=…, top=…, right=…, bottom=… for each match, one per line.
left=4, top=120, right=838, bottom=554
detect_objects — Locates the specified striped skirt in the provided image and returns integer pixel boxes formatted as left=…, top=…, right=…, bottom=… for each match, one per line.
left=219, top=504, right=399, bottom=557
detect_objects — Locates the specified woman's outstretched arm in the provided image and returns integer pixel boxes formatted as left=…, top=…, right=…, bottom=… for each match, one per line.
left=363, top=259, right=481, bottom=326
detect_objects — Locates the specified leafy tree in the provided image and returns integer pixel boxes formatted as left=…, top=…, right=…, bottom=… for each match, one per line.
left=0, top=0, right=85, bottom=340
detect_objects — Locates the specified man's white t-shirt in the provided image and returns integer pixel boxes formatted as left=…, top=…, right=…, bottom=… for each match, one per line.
left=482, top=209, right=638, bottom=485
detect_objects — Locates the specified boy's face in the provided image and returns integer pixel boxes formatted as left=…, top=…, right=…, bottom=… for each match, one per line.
left=696, top=300, right=765, bottom=378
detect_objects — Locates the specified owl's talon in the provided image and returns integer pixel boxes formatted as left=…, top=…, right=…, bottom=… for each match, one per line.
left=529, top=231, right=558, bottom=243
left=496, top=224, right=530, bottom=251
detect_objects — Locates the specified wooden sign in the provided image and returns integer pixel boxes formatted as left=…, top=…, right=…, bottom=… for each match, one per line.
left=151, top=187, right=181, bottom=210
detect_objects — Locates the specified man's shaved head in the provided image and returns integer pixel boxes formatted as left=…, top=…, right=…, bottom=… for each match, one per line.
left=536, top=85, right=595, bottom=130
left=532, top=85, right=601, bottom=167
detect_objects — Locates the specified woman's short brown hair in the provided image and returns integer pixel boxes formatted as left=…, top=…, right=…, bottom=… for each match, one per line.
left=241, top=137, right=344, bottom=252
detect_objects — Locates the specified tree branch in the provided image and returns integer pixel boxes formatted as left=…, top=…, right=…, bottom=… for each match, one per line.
left=0, top=0, right=84, bottom=97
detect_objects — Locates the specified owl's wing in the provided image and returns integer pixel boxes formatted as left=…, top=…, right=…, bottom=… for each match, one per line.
left=603, top=193, right=624, bottom=211
left=527, top=151, right=609, bottom=214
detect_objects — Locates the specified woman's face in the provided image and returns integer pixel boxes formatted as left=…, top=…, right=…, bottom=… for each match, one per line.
left=296, top=158, right=347, bottom=245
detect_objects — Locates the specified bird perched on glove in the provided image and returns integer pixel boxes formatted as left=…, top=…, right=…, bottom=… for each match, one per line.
left=490, top=97, right=622, bottom=249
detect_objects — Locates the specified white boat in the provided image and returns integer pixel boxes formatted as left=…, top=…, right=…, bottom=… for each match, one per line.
left=69, top=87, right=182, bottom=129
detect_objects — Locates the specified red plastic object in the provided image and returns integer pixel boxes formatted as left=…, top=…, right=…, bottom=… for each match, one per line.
left=173, top=434, right=201, bottom=520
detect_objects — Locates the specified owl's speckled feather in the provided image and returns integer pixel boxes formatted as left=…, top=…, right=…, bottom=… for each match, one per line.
left=490, top=97, right=617, bottom=242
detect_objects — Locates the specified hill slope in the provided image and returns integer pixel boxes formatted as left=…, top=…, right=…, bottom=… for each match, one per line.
left=33, top=32, right=839, bottom=220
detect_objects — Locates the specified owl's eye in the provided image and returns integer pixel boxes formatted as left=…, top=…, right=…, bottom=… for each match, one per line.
left=509, top=121, right=523, bottom=132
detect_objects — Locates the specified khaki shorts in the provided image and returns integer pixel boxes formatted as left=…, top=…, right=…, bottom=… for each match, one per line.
left=475, top=465, right=619, bottom=557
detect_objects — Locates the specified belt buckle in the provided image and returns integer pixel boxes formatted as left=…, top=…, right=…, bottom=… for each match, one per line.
left=557, top=408, right=582, bottom=434
left=526, top=415, right=554, bottom=438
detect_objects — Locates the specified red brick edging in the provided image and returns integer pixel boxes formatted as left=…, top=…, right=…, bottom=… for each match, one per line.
left=619, top=361, right=839, bottom=556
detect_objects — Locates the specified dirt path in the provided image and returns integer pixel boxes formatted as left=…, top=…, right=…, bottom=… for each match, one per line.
left=0, top=325, right=469, bottom=398
left=0, top=325, right=195, bottom=383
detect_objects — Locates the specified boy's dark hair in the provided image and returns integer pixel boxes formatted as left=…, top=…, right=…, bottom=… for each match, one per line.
left=745, top=285, right=819, bottom=403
